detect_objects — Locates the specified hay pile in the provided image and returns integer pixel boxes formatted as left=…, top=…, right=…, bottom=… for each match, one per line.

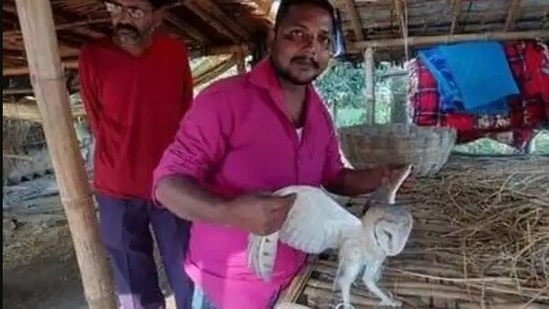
left=3, top=119, right=33, bottom=184
left=286, top=155, right=548, bottom=308
left=401, top=155, right=549, bottom=305
left=2, top=118, right=52, bottom=185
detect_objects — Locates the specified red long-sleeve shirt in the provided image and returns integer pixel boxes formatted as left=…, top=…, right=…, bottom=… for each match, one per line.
left=78, top=33, right=193, bottom=200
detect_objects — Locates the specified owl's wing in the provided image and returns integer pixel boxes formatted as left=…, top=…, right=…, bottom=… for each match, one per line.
left=276, top=186, right=361, bottom=253
left=247, top=186, right=361, bottom=281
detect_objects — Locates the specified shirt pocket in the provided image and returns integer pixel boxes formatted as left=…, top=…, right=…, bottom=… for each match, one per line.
left=296, top=135, right=329, bottom=185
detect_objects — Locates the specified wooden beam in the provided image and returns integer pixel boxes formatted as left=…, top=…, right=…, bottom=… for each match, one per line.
left=260, top=0, right=276, bottom=26
left=3, top=100, right=86, bottom=122
left=165, top=14, right=208, bottom=43
left=393, top=0, right=409, bottom=59
left=2, top=47, right=81, bottom=70
left=184, top=0, right=241, bottom=42
left=13, top=1, right=116, bottom=308
left=364, top=47, right=375, bottom=125
left=275, top=256, right=318, bottom=305
left=3, top=3, right=17, bottom=13
left=352, top=29, right=549, bottom=50
left=3, top=18, right=111, bottom=38
left=194, top=55, right=237, bottom=87
left=3, top=44, right=251, bottom=76
left=449, top=0, right=462, bottom=34
left=194, top=0, right=249, bottom=40
left=231, top=1, right=274, bottom=28
left=342, top=0, right=364, bottom=41
left=393, top=0, right=405, bottom=35
left=4, top=60, right=79, bottom=76
left=4, top=3, right=106, bottom=39
left=503, top=0, right=521, bottom=31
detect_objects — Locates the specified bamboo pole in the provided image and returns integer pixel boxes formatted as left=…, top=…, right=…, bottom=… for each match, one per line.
left=3, top=100, right=86, bottom=122
left=352, top=29, right=549, bottom=50
left=13, top=1, right=116, bottom=308
left=275, top=256, right=318, bottom=304
left=236, top=48, right=246, bottom=74
left=4, top=55, right=239, bottom=98
left=364, top=47, right=375, bottom=124
left=3, top=18, right=111, bottom=37
left=194, top=55, right=238, bottom=87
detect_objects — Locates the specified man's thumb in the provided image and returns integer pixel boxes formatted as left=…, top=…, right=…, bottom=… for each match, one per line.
left=277, top=193, right=297, bottom=206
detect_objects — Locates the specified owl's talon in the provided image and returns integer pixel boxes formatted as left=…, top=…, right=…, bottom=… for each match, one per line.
left=379, top=299, right=402, bottom=307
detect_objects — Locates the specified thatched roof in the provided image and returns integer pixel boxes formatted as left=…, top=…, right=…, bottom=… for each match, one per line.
left=337, top=0, right=548, bottom=42
left=2, top=0, right=549, bottom=76
left=335, top=0, right=549, bottom=60
left=2, top=0, right=273, bottom=76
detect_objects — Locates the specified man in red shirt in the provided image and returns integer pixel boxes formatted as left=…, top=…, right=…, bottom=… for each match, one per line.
left=78, top=0, right=194, bottom=308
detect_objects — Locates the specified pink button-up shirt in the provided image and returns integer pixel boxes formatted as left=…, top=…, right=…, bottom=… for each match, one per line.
left=153, top=58, right=344, bottom=309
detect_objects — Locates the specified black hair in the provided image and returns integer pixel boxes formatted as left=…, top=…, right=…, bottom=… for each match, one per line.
left=274, top=0, right=336, bottom=31
left=148, top=0, right=171, bottom=9
left=102, top=0, right=170, bottom=9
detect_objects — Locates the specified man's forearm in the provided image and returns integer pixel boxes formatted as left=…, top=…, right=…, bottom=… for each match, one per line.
left=324, top=168, right=382, bottom=196
left=154, top=175, right=230, bottom=224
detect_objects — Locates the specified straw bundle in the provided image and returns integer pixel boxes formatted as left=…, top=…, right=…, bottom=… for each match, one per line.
left=279, top=155, right=549, bottom=308
left=3, top=118, right=33, bottom=184
left=433, top=158, right=548, bottom=282
left=401, top=156, right=549, bottom=303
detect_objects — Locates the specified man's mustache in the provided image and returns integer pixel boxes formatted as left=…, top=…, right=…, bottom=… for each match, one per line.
left=114, top=23, right=139, bottom=35
left=290, top=56, right=319, bottom=69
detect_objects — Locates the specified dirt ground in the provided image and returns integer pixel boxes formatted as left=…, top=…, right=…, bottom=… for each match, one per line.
left=3, top=194, right=176, bottom=309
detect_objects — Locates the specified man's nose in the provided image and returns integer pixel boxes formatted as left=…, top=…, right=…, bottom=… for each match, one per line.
left=302, top=36, right=320, bottom=56
left=117, top=8, right=132, bottom=23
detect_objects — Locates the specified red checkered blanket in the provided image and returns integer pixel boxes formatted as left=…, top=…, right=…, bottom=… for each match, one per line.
left=407, top=40, right=549, bottom=150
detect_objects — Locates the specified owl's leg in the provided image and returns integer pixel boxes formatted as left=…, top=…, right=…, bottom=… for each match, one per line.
left=361, top=261, right=402, bottom=307
left=334, top=237, right=363, bottom=308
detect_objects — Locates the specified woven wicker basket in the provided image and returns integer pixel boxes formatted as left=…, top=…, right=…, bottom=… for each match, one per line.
left=338, top=123, right=457, bottom=177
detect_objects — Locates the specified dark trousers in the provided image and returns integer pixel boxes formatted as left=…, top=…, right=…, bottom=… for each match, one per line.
left=96, top=194, right=194, bottom=309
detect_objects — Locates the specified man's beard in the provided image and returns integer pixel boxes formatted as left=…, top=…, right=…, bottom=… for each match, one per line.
left=270, top=57, right=319, bottom=86
left=114, top=23, right=149, bottom=45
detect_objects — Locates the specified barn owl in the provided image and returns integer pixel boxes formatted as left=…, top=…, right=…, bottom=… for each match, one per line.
left=247, top=165, right=413, bottom=308
left=247, top=186, right=362, bottom=280
left=334, top=165, right=413, bottom=308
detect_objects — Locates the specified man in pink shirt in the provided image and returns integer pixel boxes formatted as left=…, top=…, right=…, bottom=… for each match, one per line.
left=152, top=0, right=405, bottom=308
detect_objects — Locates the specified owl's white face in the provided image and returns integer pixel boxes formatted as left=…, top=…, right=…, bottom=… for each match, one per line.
left=372, top=207, right=413, bottom=256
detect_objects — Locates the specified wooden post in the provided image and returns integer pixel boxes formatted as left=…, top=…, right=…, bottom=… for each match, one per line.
left=364, top=47, right=375, bottom=124
left=524, top=133, right=537, bottom=154
left=390, top=75, right=408, bottom=123
left=13, top=1, right=117, bottom=308
left=236, top=48, right=246, bottom=75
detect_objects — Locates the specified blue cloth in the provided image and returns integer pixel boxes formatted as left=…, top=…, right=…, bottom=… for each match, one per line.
left=418, top=41, right=519, bottom=115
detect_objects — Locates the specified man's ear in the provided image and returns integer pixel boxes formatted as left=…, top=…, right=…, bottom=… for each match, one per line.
left=152, top=7, right=166, bottom=27
left=267, top=28, right=275, bottom=53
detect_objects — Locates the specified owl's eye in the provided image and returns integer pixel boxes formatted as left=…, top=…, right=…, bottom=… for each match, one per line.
left=383, top=230, right=393, bottom=242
